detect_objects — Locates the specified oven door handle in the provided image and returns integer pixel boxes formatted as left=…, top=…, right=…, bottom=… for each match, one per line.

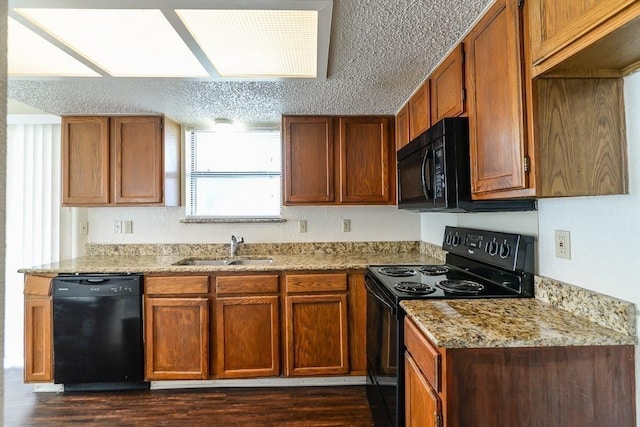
left=364, top=277, right=397, bottom=315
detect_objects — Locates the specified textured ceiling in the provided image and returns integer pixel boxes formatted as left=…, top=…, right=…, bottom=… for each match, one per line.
left=8, top=0, right=491, bottom=126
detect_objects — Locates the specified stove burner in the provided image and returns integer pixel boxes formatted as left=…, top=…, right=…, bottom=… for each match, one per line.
left=419, top=265, right=449, bottom=275
left=436, top=279, right=485, bottom=294
left=378, top=267, right=417, bottom=277
left=394, top=282, right=436, bottom=295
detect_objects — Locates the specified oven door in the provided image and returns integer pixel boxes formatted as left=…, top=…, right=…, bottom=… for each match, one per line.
left=365, top=274, right=402, bottom=427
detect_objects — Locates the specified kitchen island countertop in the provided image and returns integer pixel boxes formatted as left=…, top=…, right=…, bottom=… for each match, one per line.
left=401, top=298, right=636, bottom=348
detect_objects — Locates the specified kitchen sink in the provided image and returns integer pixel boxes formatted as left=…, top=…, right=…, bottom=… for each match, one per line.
left=173, top=258, right=273, bottom=266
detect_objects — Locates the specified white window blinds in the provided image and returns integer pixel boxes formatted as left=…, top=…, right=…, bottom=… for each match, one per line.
left=186, top=129, right=282, bottom=218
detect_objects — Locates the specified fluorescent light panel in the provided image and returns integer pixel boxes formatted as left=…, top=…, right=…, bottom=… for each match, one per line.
left=177, top=9, right=318, bottom=78
left=8, top=17, right=100, bottom=77
left=14, top=8, right=208, bottom=77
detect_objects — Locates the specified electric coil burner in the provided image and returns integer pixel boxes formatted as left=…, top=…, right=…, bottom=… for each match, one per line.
left=436, top=279, right=485, bottom=294
left=378, top=267, right=416, bottom=277
left=418, top=265, right=449, bottom=275
left=365, top=226, right=535, bottom=427
left=394, top=282, right=436, bottom=295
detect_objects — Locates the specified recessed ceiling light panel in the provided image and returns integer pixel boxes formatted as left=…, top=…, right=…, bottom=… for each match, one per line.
left=8, top=17, right=100, bottom=77
left=177, top=9, right=318, bottom=78
left=15, top=8, right=209, bottom=77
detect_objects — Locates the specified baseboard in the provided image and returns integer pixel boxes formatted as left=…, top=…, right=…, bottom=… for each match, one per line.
left=150, top=376, right=367, bottom=390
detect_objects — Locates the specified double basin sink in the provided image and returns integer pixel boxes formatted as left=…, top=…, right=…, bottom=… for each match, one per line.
left=173, top=257, right=273, bottom=267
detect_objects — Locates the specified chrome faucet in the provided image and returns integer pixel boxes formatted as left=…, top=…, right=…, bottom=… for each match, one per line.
left=230, top=235, right=244, bottom=257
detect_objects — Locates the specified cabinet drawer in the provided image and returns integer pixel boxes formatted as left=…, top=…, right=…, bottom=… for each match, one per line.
left=215, top=275, right=279, bottom=295
left=145, top=276, right=209, bottom=295
left=285, top=273, right=347, bottom=293
left=24, top=275, right=53, bottom=297
left=404, top=317, right=441, bottom=391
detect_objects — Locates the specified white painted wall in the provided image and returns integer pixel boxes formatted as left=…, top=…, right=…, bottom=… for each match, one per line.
left=87, top=205, right=421, bottom=244
left=420, top=70, right=640, bottom=421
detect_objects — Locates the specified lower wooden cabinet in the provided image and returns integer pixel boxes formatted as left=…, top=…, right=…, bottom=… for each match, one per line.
left=405, top=353, right=442, bottom=427
left=284, top=273, right=349, bottom=376
left=404, top=316, right=635, bottom=426
left=214, top=275, right=280, bottom=379
left=23, top=275, right=53, bottom=383
left=144, top=276, right=209, bottom=380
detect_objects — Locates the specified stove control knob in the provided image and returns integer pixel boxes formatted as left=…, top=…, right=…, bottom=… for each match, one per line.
left=499, top=243, right=510, bottom=259
left=452, top=235, right=461, bottom=246
left=488, top=241, right=499, bottom=256
left=445, top=234, right=453, bottom=245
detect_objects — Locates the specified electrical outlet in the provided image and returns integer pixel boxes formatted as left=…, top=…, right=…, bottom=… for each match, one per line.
left=123, top=221, right=133, bottom=234
left=113, top=220, right=122, bottom=234
left=342, top=219, right=351, bottom=232
left=79, top=222, right=88, bottom=235
left=298, top=220, right=307, bottom=233
left=555, top=230, right=571, bottom=260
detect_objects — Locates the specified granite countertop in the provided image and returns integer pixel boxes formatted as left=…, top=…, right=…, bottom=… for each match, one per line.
left=401, top=299, right=637, bottom=348
left=19, top=252, right=440, bottom=274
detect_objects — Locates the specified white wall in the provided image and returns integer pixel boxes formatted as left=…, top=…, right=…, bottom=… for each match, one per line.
left=87, top=205, right=421, bottom=244
left=421, top=70, right=640, bottom=421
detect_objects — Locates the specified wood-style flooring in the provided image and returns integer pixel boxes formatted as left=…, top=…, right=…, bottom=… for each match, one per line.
left=3, top=369, right=375, bottom=426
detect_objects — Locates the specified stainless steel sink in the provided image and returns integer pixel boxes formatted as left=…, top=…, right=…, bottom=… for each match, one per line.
left=173, top=258, right=273, bottom=266
left=226, top=258, right=273, bottom=266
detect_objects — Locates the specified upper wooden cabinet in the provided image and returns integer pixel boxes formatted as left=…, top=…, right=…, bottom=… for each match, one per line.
left=465, top=0, right=531, bottom=198
left=337, top=116, right=395, bottom=204
left=408, top=82, right=430, bottom=140
left=282, top=116, right=335, bottom=204
left=282, top=115, right=395, bottom=205
left=62, top=115, right=180, bottom=207
left=395, top=103, right=410, bottom=150
left=527, top=0, right=640, bottom=76
left=430, top=44, right=465, bottom=123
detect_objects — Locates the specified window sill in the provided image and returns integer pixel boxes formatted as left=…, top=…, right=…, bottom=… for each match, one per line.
left=180, top=217, right=286, bottom=224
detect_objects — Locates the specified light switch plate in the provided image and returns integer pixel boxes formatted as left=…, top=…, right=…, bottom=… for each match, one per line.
left=298, top=220, right=307, bottom=233
left=123, top=221, right=133, bottom=234
left=555, top=230, right=571, bottom=260
left=113, top=220, right=122, bottom=234
left=342, top=219, right=351, bottom=232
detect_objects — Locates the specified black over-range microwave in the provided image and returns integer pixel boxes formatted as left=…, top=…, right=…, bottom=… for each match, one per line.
left=397, top=117, right=536, bottom=212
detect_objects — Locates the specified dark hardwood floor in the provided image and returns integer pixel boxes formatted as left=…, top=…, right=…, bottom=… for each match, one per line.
left=3, top=369, right=375, bottom=426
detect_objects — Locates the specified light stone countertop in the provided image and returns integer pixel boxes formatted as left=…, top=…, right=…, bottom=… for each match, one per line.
left=401, top=299, right=637, bottom=348
left=18, top=252, right=440, bottom=274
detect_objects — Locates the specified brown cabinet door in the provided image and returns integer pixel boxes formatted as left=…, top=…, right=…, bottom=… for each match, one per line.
left=215, top=295, right=280, bottom=379
left=111, top=116, right=163, bottom=204
left=405, top=353, right=442, bottom=427
left=283, top=116, right=335, bottom=204
left=61, top=116, right=110, bottom=205
left=284, top=293, right=349, bottom=376
left=24, top=297, right=53, bottom=382
left=409, top=83, right=431, bottom=140
left=430, top=44, right=465, bottom=123
left=528, top=0, right=636, bottom=66
left=144, top=296, right=209, bottom=380
left=465, top=0, right=529, bottom=198
left=396, top=103, right=410, bottom=150
left=337, top=116, right=394, bottom=204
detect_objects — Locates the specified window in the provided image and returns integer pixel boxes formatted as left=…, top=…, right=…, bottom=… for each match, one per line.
left=186, top=128, right=282, bottom=218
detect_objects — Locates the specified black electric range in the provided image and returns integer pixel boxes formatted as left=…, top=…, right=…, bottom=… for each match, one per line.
left=364, top=226, right=535, bottom=427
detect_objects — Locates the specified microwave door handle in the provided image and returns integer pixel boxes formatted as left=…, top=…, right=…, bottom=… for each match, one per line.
left=421, top=149, right=434, bottom=200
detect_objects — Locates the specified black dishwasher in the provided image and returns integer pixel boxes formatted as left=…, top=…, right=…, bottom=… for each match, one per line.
left=52, top=274, right=148, bottom=391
